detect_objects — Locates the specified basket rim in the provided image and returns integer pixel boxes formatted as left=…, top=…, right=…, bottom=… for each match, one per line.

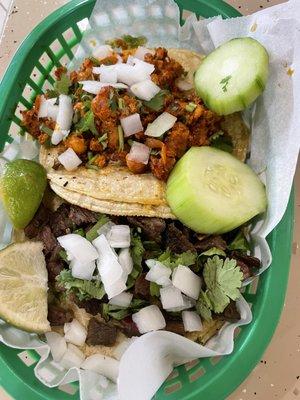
left=0, top=0, right=294, bottom=399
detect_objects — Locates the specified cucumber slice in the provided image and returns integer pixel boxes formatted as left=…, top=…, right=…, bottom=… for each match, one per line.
left=166, top=147, right=267, bottom=234
left=194, top=38, right=269, bottom=115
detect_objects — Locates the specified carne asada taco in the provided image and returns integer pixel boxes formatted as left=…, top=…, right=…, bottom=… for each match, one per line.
left=22, top=40, right=249, bottom=219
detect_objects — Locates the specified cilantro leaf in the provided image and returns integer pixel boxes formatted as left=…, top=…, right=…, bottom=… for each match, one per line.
left=143, top=90, right=169, bottom=111
left=228, top=230, right=250, bottom=252
left=203, top=256, right=243, bottom=314
left=158, top=250, right=197, bottom=269
left=126, top=233, right=145, bottom=288
left=86, top=214, right=110, bottom=242
left=56, top=270, right=105, bottom=301
left=75, top=110, right=98, bottom=135
left=196, top=290, right=212, bottom=321
left=54, top=73, right=71, bottom=95
left=150, top=282, right=161, bottom=297
left=102, top=298, right=146, bottom=321
left=210, top=131, right=233, bottom=153
left=107, top=35, right=147, bottom=50
left=200, top=247, right=226, bottom=257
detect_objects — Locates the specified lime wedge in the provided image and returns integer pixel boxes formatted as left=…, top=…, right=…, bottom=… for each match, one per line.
left=0, top=241, right=50, bottom=333
left=1, top=160, right=47, bottom=229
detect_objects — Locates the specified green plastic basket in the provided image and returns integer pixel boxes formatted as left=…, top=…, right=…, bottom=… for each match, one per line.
left=0, top=0, right=294, bottom=399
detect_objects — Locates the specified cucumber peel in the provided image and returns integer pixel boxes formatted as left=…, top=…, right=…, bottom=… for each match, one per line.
left=166, top=147, right=267, bottom=234
left=194, top=38, right=269, bottom=115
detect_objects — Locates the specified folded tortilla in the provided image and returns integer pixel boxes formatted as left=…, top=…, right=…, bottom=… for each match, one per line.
left=39, top=49, right=249, bottom=218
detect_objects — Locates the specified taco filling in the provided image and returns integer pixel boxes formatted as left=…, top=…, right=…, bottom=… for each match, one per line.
left=21, top=36, right=248, bottom=183
left=24, top=199, right=259, bottom=349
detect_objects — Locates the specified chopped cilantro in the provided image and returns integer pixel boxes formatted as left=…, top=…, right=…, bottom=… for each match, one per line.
left=118, top=125, right=124, bottom=152
left=98, top=133, right=108, bottom=150
left=220, top=75, right=232, bottom=93
left=86, top=214, right=110, bottom=242
left=89, top=56, right=101, bottom=66
left=107, top=35, right=147, bottom=50
left=150, top=282, right=161, bottom=297
left=196, top=256, right=243, bottom=320
left=56, top=270, right=105, bottom=301
left=102, top=298, right=146, bottom=321
left=143, top=90, right=169, bottom=112
left=200, top=247, right=226, bottom=257
left=54, top=72, right=71, bottom=95
left=185, top=102, right=197, bottom=112
left=109, top=91, right=118, bottom=111
left=75, top=110, right=98, bottom=135
left=40, top=124, right=53, bottom=136
left=118, top=98, right=125, bottom=110
left=210, top=131, right=233, bottom=153
left=158, top=250, right=197, bottom=269
left=59, top=249, right=68, bottom=262
left=45, top=89, right=59, bottom=99
left=228, top=230, right=250, bottom=252
left=73, top=228, right=85, bottom=237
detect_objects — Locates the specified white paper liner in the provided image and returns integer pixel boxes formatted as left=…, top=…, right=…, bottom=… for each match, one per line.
left=0, top=0, right=299, bottom=399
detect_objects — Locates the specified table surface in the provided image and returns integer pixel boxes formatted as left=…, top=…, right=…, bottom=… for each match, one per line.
left=0, top=1, right=299, bottom=399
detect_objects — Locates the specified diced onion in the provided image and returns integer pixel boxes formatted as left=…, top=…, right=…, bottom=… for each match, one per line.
left=64, top=319, right=87, bottom=346
left=1, top=142, right=19, bottom=161
left=97, top=221, right=115, bottom=237
left=182, top=311, right=203, bottom=332
left=57, top=148, right=82, bottom=171
left=118, top=248, right=133, bottom=275
left=107, top=225, right=131, bottom=248
left=51, top=129, right=69, bottom=145
left=45, top=332, right=67, bottom=362
left=160, top=286, right=191, bottom=311
left=38, top=96, right=59, bottom=120
left=94, top=234, right=127, bottom=299
left=93, top=45, right=113, bottom=59
left=134, top=46, right=155, bottom=60
left=145, top=260, right=171, bottom=285
left=19, top=140, right=39, bottom=160
left=93, top=65, right=118, bottom=84
left=132, top=305, right=166, bottom=334
left=130, top=79, right=160, bottom=101
left=56, top=95, right=73, bottom=131
left=109, top=291, right=133, bottom=307
left=81, top=354, right=119, bottom=383
left=60, top=343, right=85, bottom=369
left=145, top=112, right=177, bottom=137
left=172, top=265, right=202, bottom=300
left=156, top=276, right=172, bottom=287
left=70, top=259, right=96, bottom=280
left=167, top=294, right=193, bottom=312
left=126, top=57, right=155, bottom=75
left=80, top=80, right=128, bottom=95
left=112, top=337, right=137, bottom=361
left=127, top=141, right=150, bottom=165
left=115, top=64, right=150, bottom=86
left=176, top=78, right=194, bottom=91
left=120, top=113, right=143, bottom=137
left=57, top=233, right=98, bottom=264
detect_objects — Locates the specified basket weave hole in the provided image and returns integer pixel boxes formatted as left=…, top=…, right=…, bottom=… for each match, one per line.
left=184, top=359, right=199, bottom=371
left=21, top=84, right=35, bottom=103
left=234, top=326, right=242, bottom=339
left=189, top=366, right=206, bottom=382
left=14, top=102, right=26, bottom=120
left=210, top=355, right=222, bottom=366
left=8, top=121, right=22, bottom=142
left=166, top=369, right=179, bottom=381
left=58, top=383, right=78, bottom=396
left=62, top=27, right=77, bottom=43
left=77, top=18, right=91, bottom=33
left=42, top=78, right=55, bottom=93
left=39, top=52, right=53, bottom=69
left=50, top=39, right=63, bottom=56
left=164, top=381, right=182, bottom=395
left=17, top=350, right=37, bottom=367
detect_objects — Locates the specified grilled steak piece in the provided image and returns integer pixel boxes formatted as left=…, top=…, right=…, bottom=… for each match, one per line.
left=165, top=320, right=186, bottom=335
left=127, top=216, right=166, bottom=242
left=222, top=301, right=240, bottom=321
left=134, top=273, right=150, bottom=299
left=119, top=316, right=140, bottom=338
left=24, top=205, right=51, bottom=238
left=37, top=225, right=58, bottom=254
left=50, top=203, right=73, bottom=237
left=165, top=223, right=195, bottom=253
left=48, top=305, right=73, bottom=326
left=194, top=235, right=227, bottom=252
left=86, top=318, right=117, bottom=346
left=230, top=251, right=260, bottom=280
left=68, top=205, right=98, bottom=226
left=77, top=299, right=102, bottom=316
